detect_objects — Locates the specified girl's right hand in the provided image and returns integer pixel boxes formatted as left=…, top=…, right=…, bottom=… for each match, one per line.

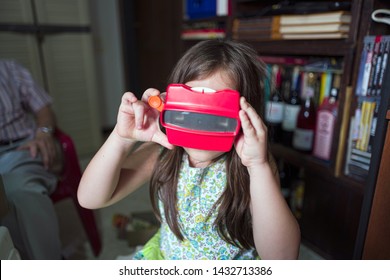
left=115, top=88, right=174, bottom=149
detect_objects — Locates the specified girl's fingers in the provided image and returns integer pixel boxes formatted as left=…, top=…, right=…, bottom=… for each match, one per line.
left=132, top=101, right=147, bottom=129
left=119, top=92, right=138, bottom=114
left=240, top=97, right=267, bottom=138
left=239, top=110, right=256, bottom=138
left=141, top=88, right=161, bottom=103
left=121, top=91, right=153, bottom=129
left=152, top=130, right=174, bottom=150
left=122, top=91, right=138, bottom=105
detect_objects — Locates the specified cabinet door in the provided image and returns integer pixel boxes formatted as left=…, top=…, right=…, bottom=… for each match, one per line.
left=0, top=0, right=102, bottom=156
left=0, top=33, right=45, bottom=87
left=0, top=0, right=34, bottom=24
left=362, top=112, right=390, bottom=259
left=34, top=0, right=91, bottom=25
left=41, top=33, right=102, bottom=156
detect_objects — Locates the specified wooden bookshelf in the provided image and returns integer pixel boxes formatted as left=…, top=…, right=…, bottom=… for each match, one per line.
left=178, top=0, right=390, bottom=259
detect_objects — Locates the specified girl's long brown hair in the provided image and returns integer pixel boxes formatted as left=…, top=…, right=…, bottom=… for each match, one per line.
left=150, top=40, right=268, bottom=249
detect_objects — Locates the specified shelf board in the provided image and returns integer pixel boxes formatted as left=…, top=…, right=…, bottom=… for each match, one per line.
left=271, top=143, right=364, bottom=191
left=183, top=16, right=228, bottom=24
left=246, top=40, right=354, bottom=56
left=271, top=143, right=331, bottom=171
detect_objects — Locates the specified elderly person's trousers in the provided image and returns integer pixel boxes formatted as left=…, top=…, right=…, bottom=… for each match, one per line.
left=0, top=140, right=61, bottom=259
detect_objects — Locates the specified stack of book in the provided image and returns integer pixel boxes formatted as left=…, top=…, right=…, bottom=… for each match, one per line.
left=181, top=21, right=226, bottom=40
left=345, top=35, right=390, bottom=179
left=232, top=16, right=281, bottom=41
left=279, top=11, right=351, bottom=40
left=232, top=11, right=351, bottom=41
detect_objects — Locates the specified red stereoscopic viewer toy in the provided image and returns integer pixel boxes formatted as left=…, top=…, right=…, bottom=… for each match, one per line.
left=148, top=84, right=241, bottom=151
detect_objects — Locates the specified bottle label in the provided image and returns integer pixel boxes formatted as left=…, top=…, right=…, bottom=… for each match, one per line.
left=282, top=104, right=300, bottom=131
left=313, top=111, right=335, bottom=160
left=266, top=102, right=284, bottom=123
left=293, top=128, right=314, bottom=151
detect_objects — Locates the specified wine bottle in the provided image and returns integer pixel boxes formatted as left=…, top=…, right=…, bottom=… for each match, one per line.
left=313, top=74, right=340, bottom=160
left=282, top=66, right=301, bottom=146
left=265, top=65, right=284, bottom=143
left=292, top=92, right=317, bottom=152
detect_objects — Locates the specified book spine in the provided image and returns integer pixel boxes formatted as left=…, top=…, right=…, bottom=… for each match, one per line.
left=335, top=86, right=352, bottom=177
left=372, top=37, right=384, bottom=96
left=377, top=38, right=390, bottom=96
left=318, top=72, right=332, bottom=105
left=232, top=16, right=281, bottom=41
left=366, top=36, right=382, bottom=96
left=360, top=37, right=375, bottom=96
left=216, top=0, right=229, bottom=16
left=355, top=39, right=369, bottom=96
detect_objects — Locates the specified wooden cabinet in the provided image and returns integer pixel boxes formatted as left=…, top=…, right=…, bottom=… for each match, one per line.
left=361, top=110, right=390, bottom=259
left=179, top=0, right=390, bottom=259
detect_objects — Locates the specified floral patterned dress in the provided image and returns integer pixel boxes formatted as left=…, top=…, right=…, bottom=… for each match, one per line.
left=133, top=153, right=257, bottom=260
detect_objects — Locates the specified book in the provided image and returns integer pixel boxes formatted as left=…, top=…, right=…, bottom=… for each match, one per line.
left=181, top=29, right=225, bottom=40
left=366, top=36, right=382, bottom=96
left=232, top=16, right=276, bottom=29
left=216, top=0, right=230, bottom=16
left=185, top=0, right=216, bottom=19
left=377, top=39, right=390, bottom=96
left=335, top=86, right=352, bottom=177
left=280, top=11, right=352, bottom=25
left=360, top=37, right=376, bottom=96
left=345, top=118, right=370, bottom=179
left=232, top=16, right=281, bottom=40
left=259, top=56, right=308, bottom=66
left=181, top=20, right=226, bottom=40
left=281, top=32, right=348, bottom=40
left=318, top=72, right=333, bottom=105
left=279, top=23, right=349, bottom=34
left=346, top=36, right=390, bottom=179
left=355, top=37, right=372, bottom=96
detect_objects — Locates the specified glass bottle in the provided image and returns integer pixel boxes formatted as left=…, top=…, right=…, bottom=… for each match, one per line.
left=292, top=92, right=317, bottom=152
left=313, top=74, right=340, bottom=160
left=282, top=66, right=301, bottom=146
left=265, top=65, right=284, bottom=143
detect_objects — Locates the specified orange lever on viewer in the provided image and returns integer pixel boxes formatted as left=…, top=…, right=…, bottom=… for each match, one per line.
left=148, top=95, right=164, bottom=112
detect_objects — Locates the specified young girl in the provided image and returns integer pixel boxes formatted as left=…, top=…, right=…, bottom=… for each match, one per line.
left=78, top=40, right=300, bottom=260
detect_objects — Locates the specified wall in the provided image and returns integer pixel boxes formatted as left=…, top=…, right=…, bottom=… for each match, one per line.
left=90, top=0, right=125, bottom=130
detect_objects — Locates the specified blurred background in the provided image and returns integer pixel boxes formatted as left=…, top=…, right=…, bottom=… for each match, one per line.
left=0, top=0, right=183, bottom=159
left=1, top=0, right=357, bottom=260
left=0, top=0, right=185, bottom=260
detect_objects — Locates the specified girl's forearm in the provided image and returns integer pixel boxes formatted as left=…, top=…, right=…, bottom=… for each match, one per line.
left=77, top=129, right=137, bottom=209
left=248, top=163, right=301, bottom=259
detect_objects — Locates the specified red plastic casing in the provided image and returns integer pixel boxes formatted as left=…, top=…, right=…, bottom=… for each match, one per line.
left=160, top=84, right=241, bottom=151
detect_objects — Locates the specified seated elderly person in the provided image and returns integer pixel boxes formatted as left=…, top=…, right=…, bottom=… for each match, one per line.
left=0, top=59, right=62, bottom=259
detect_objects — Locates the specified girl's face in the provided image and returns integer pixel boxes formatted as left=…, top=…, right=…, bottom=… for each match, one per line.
left=184, top=71, right=236, bottom=168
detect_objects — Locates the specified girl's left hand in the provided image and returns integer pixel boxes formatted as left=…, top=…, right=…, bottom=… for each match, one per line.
left=235, top=97, right=268, bottom=169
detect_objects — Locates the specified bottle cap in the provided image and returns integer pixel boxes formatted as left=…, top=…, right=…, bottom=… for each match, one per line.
left=148, top=95, right=164, bottom=112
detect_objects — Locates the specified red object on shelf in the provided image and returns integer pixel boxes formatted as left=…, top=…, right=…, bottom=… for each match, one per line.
left=293, top=95, right=317, bottom=152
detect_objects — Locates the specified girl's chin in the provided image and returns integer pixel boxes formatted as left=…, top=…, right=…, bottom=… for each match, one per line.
left=184, top=147, right=224, bottom=164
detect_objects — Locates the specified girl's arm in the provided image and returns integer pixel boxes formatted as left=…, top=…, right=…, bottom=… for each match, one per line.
left=77, top=130, right=160, bottom=209
left=236, top=97, right=300, bottom=259
left=78, top=90, right=173, bottom=209
left=248, top=159, right=300, bottom=259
